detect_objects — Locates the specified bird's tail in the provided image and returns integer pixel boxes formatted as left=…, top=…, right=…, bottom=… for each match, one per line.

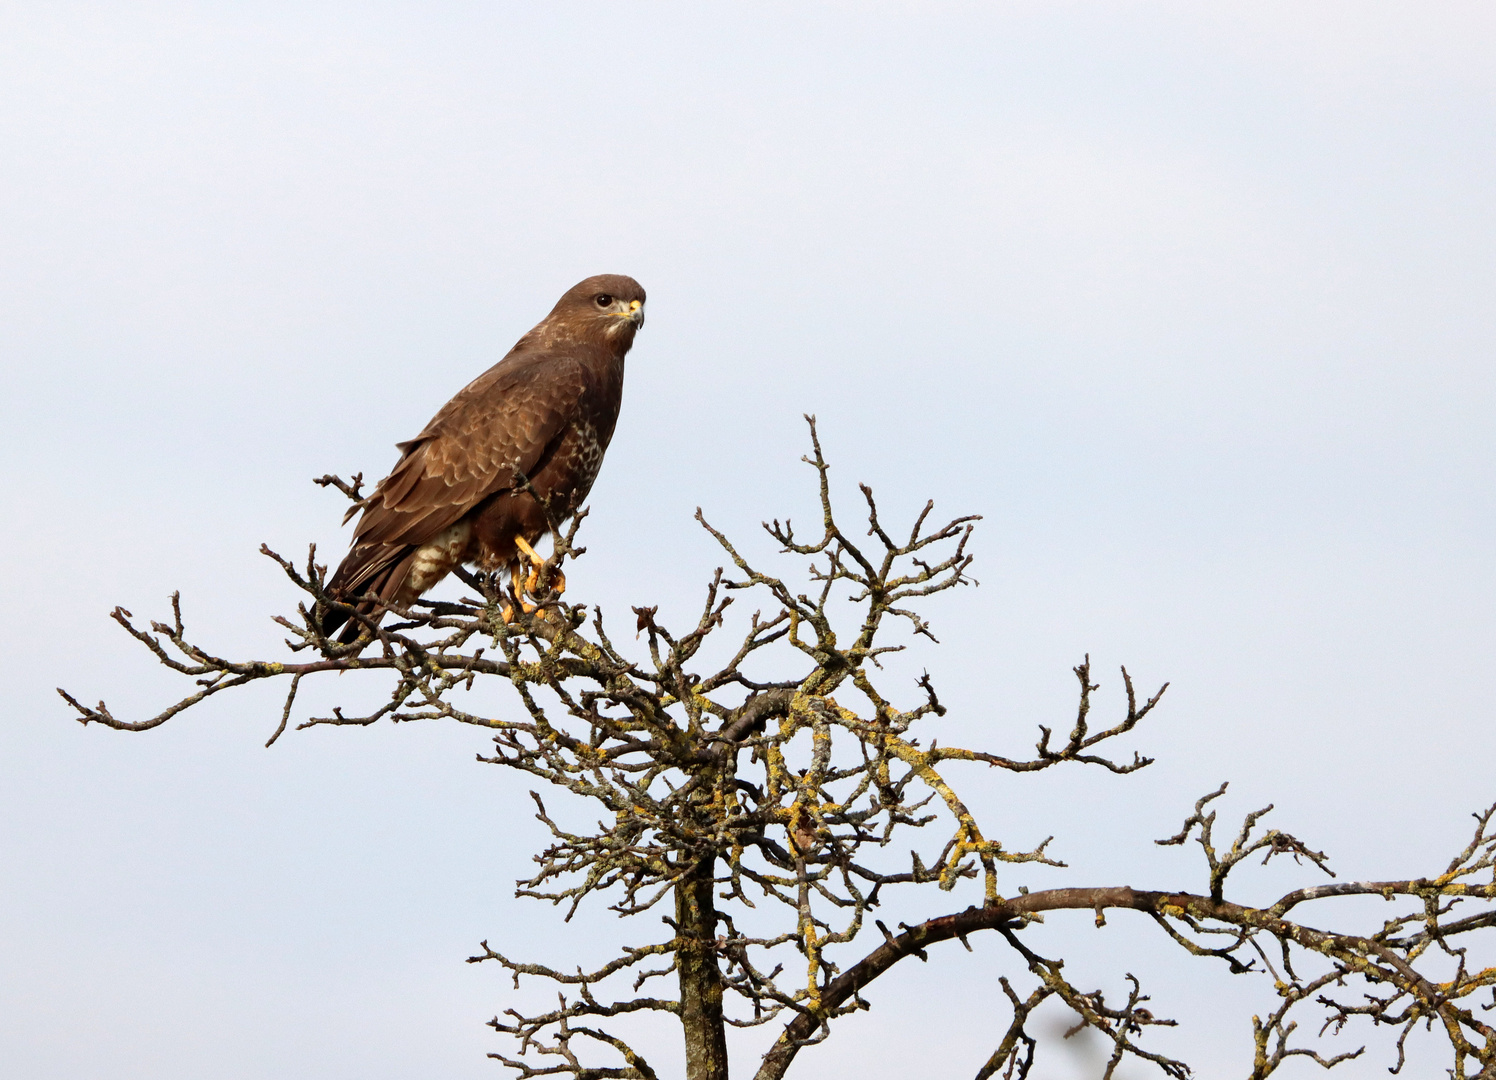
left=322, top=544, right=420, bottom=645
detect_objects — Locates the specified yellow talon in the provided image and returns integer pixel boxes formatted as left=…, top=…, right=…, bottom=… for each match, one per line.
left=513, top=536, right=565, bottom=599
left=528, top=565, right=568, bottom=597
left=506, top=563, right=537, bottom=618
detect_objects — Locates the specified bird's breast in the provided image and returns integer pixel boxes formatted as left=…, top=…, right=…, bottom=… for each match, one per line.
left=567, top=421, right=607, bottom=493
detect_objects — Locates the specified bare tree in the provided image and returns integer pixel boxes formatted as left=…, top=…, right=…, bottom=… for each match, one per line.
left=61, top=419, right=1496, bottom=1080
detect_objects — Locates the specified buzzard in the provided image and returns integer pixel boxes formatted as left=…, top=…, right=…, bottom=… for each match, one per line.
left=322, top=274, right=646, bottom=642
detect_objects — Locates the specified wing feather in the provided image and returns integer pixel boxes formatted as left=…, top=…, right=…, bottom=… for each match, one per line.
left=346, top=350, right=590, bottom=550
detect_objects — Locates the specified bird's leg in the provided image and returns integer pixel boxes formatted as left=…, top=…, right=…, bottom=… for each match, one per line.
left=506, top=561, right=537, bottom=618
left=513, top=536, right=566, bottom=600
left=513, top=536, right=544, bottom=595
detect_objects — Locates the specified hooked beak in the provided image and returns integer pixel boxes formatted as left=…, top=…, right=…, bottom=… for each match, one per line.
left=625, top=299, right=644, bottom=327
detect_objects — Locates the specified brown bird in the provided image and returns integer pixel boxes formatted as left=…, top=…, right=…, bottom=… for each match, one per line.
left=322, top=274, right=646, bottom=642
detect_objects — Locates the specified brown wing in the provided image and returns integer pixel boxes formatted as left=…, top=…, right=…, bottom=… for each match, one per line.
left=349, top=350, right=590, bottom=551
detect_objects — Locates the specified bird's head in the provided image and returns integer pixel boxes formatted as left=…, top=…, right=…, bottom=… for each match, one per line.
left=546, top=274, right=647, bottom=348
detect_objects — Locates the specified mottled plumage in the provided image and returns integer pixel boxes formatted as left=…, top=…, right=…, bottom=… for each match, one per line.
left=322, top=274, right=645, bottom=641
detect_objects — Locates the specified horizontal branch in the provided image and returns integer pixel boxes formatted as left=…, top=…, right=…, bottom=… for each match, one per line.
left=752, top=879, right=1496, bottom=1080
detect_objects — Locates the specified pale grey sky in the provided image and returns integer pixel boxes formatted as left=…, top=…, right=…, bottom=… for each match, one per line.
left=3, top=4, right=1495, bottom=1078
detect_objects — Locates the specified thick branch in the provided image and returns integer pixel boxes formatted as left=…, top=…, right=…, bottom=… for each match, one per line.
left=753, top=880, right=1496, bottom=1080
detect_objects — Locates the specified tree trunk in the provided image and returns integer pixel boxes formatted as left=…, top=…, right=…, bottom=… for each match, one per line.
left=676, top=856, right=729, bottom=1080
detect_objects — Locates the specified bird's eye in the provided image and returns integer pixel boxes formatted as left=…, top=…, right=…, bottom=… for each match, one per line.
left=594, top=294, right=614, bottom=308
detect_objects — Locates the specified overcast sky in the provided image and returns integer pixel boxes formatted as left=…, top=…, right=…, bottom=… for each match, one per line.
left=4, top=4, right=1495, bottom=1078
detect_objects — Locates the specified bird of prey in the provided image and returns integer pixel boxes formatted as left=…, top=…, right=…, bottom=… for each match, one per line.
left=321, top=274, right=646, bottom=642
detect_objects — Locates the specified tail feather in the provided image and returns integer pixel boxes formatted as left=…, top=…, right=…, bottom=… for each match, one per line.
left=322, top=545, right=419, bottom=644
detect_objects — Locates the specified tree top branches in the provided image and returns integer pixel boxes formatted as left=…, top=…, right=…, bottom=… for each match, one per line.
left=62, top=418, right=1496, bottom=1080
